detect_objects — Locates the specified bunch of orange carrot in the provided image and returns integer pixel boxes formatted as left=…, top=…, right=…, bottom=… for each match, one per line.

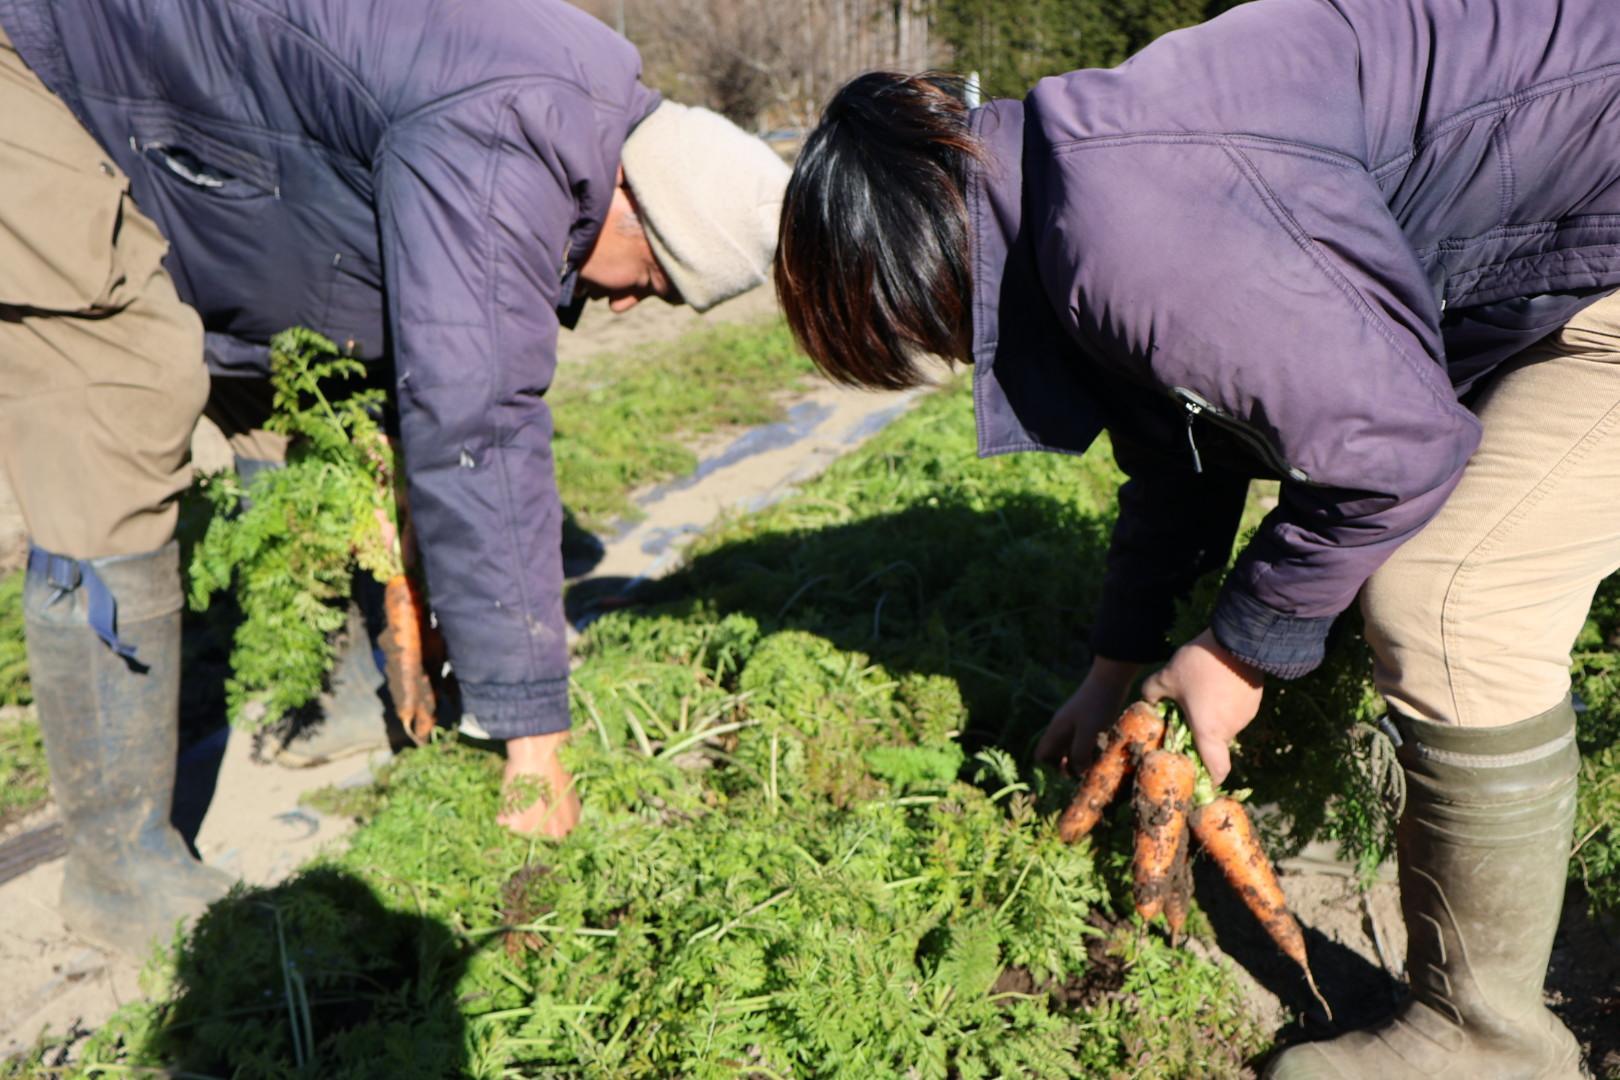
left=370, top=466, right=444, bottom=747
left=1058, top=701, right=1331, bottom=1018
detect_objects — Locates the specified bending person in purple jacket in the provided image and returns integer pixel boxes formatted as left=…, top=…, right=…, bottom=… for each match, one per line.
left=0, top=0, right=786, bottom=953
left=775, top=0, right=1618, bottom=1074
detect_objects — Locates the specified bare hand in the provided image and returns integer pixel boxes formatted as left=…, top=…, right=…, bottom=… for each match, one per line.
left=1140, top=628, right=1264, bottom=785
left=1037, top=656, right=1142, bottom=776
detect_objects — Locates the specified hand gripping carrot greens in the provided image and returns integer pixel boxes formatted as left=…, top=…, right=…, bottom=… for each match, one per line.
left=1056, top=700, right=1332, bottom=1019
left=1056, top=701, right=1166, bottom=842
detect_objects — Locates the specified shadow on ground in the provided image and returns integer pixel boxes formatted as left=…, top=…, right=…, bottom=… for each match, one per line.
left=567, top=497, right=1115, bottom=757
left=106, top=866, right=469, bottom=1077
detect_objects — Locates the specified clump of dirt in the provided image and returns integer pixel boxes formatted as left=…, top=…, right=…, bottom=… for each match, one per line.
left=989, top=913, right=1128, bottom=1011
left=499, top=861, right=555, bottom=959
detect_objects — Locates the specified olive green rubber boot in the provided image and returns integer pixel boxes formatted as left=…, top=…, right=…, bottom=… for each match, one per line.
left=1265, top=698, right=1585, bottom=1079
left=24, top=541, right=234, bottom=956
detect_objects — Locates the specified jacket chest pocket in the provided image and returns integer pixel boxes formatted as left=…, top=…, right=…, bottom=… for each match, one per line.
left=130, top=114, right=279, bottom=201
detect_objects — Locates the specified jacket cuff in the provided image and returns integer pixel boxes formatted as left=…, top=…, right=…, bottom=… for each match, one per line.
left=1210, top=586, right=1335, bottom=680
left=459, top=676, right=571, bottom=741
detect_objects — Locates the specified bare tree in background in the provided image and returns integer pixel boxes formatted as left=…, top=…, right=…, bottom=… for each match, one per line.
left=571, top=0, right=940, bottom=131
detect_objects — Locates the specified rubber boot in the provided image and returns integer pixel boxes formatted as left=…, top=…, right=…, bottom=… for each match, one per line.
left=1265, top=698, right=1584, bottom=1079
left=23, top=542, right=234, bottom=955
left=271, top=597, right=392, bottom=767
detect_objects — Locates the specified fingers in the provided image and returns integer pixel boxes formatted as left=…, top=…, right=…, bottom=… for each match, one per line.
left=1140, top=668, right=1169, bottom=704
left=1066, top=728, right=1099, bottom=775
left=1193, top=726, right=1232, bottom=786
left=1034, top=721, right=1067, bottom=767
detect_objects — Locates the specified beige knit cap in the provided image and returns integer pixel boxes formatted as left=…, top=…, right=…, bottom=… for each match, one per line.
left=619, top=101, right=790, bottom=312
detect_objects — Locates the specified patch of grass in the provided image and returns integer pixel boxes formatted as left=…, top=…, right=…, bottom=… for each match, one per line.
left=0, top=708, right=48, bottom=829
left=1572, top=575, right=1620, bottom=915
left=550, top=317, right=815, bottom=531
left=0, top=570, right=28, bottom=707
left=298, top=765, right=393, bottom=825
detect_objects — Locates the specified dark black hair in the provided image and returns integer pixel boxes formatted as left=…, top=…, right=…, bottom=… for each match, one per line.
left=775, top=72, right=984, bottom=391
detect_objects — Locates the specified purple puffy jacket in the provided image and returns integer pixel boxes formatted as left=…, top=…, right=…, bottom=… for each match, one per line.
left=0, top=0, right=659, bottom=737
left=970, top=0, right=1620, bottom=677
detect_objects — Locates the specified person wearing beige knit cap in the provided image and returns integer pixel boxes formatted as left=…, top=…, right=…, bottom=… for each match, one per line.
left=497, top=98, right=790, bottom=836
left=574, top=100, right=790, bottom=316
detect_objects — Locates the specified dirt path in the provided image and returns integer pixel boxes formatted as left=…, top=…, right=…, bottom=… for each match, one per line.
left=556, top=282, right=779, bottom=369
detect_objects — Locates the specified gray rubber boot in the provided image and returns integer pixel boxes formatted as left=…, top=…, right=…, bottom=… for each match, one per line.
left=23, top=542, right=234, bottom=955
left=1265, top=699, right=1585, bottom=1079
left=270, top=600, right=391, bottom=767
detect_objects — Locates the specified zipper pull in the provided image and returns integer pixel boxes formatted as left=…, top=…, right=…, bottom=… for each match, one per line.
left=1183, top=402, right=1204, bottom=474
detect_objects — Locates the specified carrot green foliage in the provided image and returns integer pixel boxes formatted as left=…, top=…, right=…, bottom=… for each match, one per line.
left=184, top=327, right=401, bottom=730
left=76, top=385, right=1267, bottom=1078
left=15, top=363, right=1620, bottom=1072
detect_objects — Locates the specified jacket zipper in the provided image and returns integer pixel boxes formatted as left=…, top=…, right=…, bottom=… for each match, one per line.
left=1171, top=386, right=1311, bottom=483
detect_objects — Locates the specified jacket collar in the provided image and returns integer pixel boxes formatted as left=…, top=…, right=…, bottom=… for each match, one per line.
left=968, top=99, right=1106, bottom=459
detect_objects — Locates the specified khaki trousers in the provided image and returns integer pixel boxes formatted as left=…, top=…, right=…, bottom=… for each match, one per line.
left=1363, top=288, right=1620, bottom=728
left=0, top=28, right=208, bottom=559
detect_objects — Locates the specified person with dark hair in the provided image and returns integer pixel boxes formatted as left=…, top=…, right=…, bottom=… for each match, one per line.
left=0, top=0, right=787, bottom=955
left=776, top=1, right=1618, bottom=1075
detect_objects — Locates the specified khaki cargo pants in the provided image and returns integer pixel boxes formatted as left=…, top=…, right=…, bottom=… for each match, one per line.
left=1364, top=288, right=1620, bottom=728
left=0, top=27, right=208, bottom=560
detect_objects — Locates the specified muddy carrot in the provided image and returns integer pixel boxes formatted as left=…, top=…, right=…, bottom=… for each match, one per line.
left=1058, top=701, right=1166, bottom=843
left=1131, top=750, right=1197, bottom=921
left=1164, top=834, right=1193, bottom=941
left=1192, top=796, right=1333, bottom=1019
left=381, top=573, right=437, bottom=745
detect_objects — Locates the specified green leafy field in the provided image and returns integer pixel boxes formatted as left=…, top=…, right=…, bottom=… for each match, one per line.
left=65, top=384, right=1271, bottom=1078
left=4, top=349, right=1619, bottom=1075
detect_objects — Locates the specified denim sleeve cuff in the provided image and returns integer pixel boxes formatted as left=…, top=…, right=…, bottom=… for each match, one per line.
left=459, top=675, right=571, bottom=741
left=1210, top=586, right=1335, bottom=680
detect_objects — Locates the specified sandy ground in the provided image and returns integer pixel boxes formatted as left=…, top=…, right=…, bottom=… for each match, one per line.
left=555, top=281, right=779, bottom=369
